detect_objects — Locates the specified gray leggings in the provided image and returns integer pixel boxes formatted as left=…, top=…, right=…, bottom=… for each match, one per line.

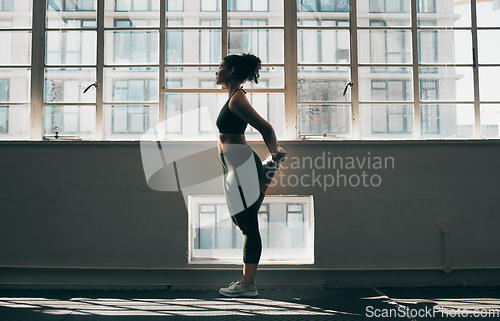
left=218, top=148, right=265, bottom=264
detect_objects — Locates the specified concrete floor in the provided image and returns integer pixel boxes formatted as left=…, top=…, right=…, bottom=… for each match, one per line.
left=1, top=287, right=499, bottom=320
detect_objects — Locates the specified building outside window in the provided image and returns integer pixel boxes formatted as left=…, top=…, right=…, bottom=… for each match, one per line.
left=0, top=106, right=8, bottom=134
left=229, top=0, right=269, bottom=12
left=298, top=0, right=349, bottom=12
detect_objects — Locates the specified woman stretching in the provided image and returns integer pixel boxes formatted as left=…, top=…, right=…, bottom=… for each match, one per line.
left=216, top=53, right=287, bottom=297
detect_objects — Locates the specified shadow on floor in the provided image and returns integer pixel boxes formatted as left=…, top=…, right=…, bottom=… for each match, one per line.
left=1, top=287, right=499, bottom=320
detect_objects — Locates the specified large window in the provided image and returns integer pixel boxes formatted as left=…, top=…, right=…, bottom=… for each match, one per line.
left=0, top=0, right=31, bottom=139
left=297, top=0, right=351, bottom=137
left=2, top=0, right=500, bottom=140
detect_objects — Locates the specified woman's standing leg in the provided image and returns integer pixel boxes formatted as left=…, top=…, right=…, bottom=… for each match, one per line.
left=219, top=148, right=264, bottom=297
left=230, top=150, right=265, bottom=286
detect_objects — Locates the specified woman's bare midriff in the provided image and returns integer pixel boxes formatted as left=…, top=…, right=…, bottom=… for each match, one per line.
left=218, top=133, right=247, bottom=153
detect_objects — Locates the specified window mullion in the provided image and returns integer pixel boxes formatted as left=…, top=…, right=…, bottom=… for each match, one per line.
left=411, top=0, right=421, bottom=139
left=30, top=0, right=45, bottom=140
left=284, top=0, right=297, bottom=140
left=158, top=0, right=166, bottom=140
left=350, top=0, right=360, bottom=139
left=222, top=0, right=228, bottom=58
left=96, top=0, right=105, bottom=140
left=471, top=0, right=480, bottom=138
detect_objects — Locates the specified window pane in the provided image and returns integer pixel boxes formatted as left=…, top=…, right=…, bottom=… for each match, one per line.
left=481, top=105, right=500, bottom=138
left=298, top=104, right=351, bottom=136
left=418, top=30, right=472, bottom=65
left=358, top=0, right=411, bottom=27
left=165, top=93, right=284, bottom=140
left=417, top=0, right=470, bottom=27
left=47, top=0, right=97, bottom=29
left=298, top=66, right=350, bottom=102
left=358, top=67, right=413, bottom=102
left=420, top=104, right=474, bottom=139
left=297, top=30, right=350, bottom=64
left=0, top=105, right=30, bottom=140
left=419, top=67, right=473, bottom=102
left=228, top=0, right=283, bottom=27
left=476, top=0, right=500, bottom=27
left=44, top=105, right=96, bottom=139
left=200, top=0, right=219, bottom=12
left=358, top=30, right=411, bottom=64
left=105, top=0, right=159, bottom=27
left=46, top=31, right=96, bottom=65
left=479, top=67, right=500, bottom=102
left=0, top=68, right=31, bottom=102
left=103, top=105, right=159, bottom=139
left=166, top=30, right=221, bottom=64
left=231, top=0, right=251, bottom=11
left=478, top=31, right=500, bottom=64
left=298, top=0, right=349, bottom=25
left=228, top=29, right=284, bottom=64
left=44, top=68, right=96, bottom=103
left=168, top=0, right=221, bottom=27
left=417, top=0, right=436, bottom=13
left=360, top=104, right=413, bottom=138
left=239, top=67, right=284, bottom=89
left=104, top=67, right=159, bottom=102
left=105, top=31, right=159, bottom=65
left=0, top=31, right=31, bottom=65
left=165, top=93, right=225, bottom=138
left=166, top=0, right=183, bottom=11
left=166, top=67, right=217, bottom=89
left=0, top=0, right=31, bottom=29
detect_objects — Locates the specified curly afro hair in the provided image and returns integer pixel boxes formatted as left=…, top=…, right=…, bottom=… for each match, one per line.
left=223, top=53, right=262, bottom=84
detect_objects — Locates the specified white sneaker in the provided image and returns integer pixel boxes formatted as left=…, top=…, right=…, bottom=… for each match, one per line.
left=219, top=280, right=258, bottom=297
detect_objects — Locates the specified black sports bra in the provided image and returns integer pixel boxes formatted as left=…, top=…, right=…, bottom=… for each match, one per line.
left=216, top=87, right=248, bottom=135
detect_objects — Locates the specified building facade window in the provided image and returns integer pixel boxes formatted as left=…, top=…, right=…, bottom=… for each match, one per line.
left=116, top=0, right=159, bottom=11
left=201, top=0, right=220, bottom=12
left=369, top=0, right=409, bottom=13
left=371, top=80, right=410, bottom=101
left=166, top=0, right=183, bottom=11
left=0, top=106, right=8, bottom=134
left=229, top=0, right=269, bottom=12
left=111, top=105, right=152, bottom=134
left=421, top=104, right=440, bottom=134
left=417, top=0, right=436, bottom=13
left=62, top=0, right=95, bottom=11
left=298, top=0, right=348, bottom=12
left=371, top=105, right=410, bottom=133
